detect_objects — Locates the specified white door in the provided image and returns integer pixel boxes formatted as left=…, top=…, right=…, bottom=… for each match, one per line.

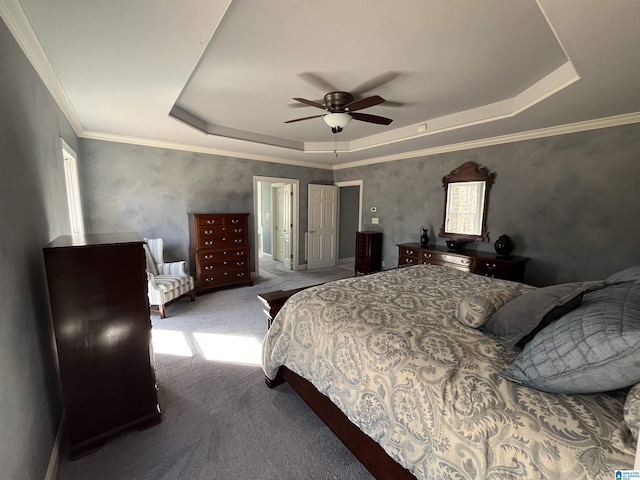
left=307, top=184, right=337, bottom=270
left=274, top=185, right=292, bottom=269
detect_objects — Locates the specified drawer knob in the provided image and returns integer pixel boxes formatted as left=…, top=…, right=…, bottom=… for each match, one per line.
left=206, top=220, right=216, bottom=225
left=231, top=219, right=239, bottom=224
left=205, top=241, right=214, bottom=246
left=204, top=229, right=213, bottom=235
left=486, top=263, right=497, bottom=269
left=205, top=266, right=214, bottom=270
left=234, top=239, right=242, bottom=244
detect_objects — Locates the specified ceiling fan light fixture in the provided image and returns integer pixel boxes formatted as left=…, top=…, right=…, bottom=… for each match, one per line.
left=323, top=112, right=352, bottom=129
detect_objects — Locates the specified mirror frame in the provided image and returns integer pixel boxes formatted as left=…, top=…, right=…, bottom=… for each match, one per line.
left=438, top=161, right=495, bottom=242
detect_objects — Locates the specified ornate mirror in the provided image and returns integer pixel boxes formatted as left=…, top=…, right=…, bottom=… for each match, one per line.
left=438, top=161, right=495, bottom=242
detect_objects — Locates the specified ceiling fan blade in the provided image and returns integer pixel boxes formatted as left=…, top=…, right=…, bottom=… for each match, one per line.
left=292, top=97, right=326, bottom=110
left=284, top=114, right=325, bottom=124
left=344, top=95, right=385, bottom=112
left=350, top=112, right=393, bottom=125
left=351, top=71, right=401, bottom=95
left=298, top=72, right=337, bottom=93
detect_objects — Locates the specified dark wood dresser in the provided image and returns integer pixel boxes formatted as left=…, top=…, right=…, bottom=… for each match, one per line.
left=43, top=233, right=161, bottom=459
left=397, top=243, right=528, bottom=282
left=355, top=231, right=382, bottom=275
left=188, top=213, right=253, bottom=295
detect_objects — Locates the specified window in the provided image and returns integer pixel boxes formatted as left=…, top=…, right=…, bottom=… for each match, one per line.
left=61, top=139, right=84, bottom=235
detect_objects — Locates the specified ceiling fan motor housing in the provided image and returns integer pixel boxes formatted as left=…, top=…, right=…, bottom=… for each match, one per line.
left=324, top=91, right=354, bottom=112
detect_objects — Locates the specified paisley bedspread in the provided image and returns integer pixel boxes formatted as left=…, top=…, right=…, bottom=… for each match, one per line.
left=262, top=265, right=635, bottom=479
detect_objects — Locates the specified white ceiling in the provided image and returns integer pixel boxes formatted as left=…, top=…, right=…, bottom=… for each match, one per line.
left=3, top=0, right=640, bottom=169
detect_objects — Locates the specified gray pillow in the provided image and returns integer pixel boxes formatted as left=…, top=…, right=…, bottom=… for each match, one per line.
left=501, top=282, right=640, bottom=394
left=605, top=265, right=640, bottom=285
left=457, top=283, right=533, bottom=328
left=483, top=281, right=603, bottom=348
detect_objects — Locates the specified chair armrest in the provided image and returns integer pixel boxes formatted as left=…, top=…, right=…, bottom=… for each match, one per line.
left=157, top=261, right=188, bottom=275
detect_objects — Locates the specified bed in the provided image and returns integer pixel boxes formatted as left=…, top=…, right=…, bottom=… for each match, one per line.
left=262, top=264, right=640, bottom=479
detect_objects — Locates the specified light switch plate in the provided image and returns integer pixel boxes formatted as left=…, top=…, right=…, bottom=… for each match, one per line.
left=372, top=217, right=379, bottom=224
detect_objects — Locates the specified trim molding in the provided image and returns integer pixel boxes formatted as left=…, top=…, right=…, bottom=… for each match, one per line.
left=333, top=111, right=640, bottom=170
left=0, top=0, right=83, bottom=134
left=45, top=412, right=65, bottom=480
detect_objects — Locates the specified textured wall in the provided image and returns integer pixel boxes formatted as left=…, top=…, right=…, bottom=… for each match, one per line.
left=334, top=123, right=640, bottom=286
left=79, top=139, right=334, bottom=270
left=0, top=17, right=74, bottom=480
left=338, top=186, right=359, bottom=259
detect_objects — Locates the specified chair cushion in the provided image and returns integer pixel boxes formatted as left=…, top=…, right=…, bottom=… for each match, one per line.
left=153, top=275, right=191, bottom=291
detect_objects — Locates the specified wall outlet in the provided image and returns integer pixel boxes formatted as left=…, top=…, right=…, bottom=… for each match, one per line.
left=372, top=217, right=379, bottom=224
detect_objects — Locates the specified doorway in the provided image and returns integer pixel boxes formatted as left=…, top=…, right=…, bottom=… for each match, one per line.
left=336, top=180, right=363, bottom=272
left=253, top=176, right=299, bottom=275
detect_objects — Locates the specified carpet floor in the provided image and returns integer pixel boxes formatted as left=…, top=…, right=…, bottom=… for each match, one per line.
left=56, top=257, right=374, bottom=480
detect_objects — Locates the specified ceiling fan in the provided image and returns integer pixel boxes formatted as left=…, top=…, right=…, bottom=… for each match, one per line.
left=285, top=91, right=393, bottom=133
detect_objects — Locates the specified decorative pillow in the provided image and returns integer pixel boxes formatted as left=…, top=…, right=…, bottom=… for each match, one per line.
left=625, top=383, right=640, bottom=441
left=501, top=281, right=640, bottom=394
left=457, top=283, right=534, bottom=328
left=483, top=281, right=604, bottom=348
left=605, top=265, right=640, bottom=285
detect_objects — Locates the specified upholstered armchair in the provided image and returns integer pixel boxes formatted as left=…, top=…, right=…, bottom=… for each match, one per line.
left=143, top=238, right=195, bottom=318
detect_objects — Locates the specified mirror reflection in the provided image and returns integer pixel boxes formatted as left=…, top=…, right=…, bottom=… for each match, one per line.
left=439, top=161, right=495, bottom=242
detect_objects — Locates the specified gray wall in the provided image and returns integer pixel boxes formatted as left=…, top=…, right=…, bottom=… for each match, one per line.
left=335, top=123, right=640, bottom=286
left=79, top=139, right=334, bottom=270
left=0, top=17, right=76, bottom=480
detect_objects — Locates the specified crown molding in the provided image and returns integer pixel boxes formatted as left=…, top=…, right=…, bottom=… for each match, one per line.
left=0, top=0, right=83, bottom=134
left=79, top=131, right=332, bottom=170
left=332, top=111, right=640, bottom=170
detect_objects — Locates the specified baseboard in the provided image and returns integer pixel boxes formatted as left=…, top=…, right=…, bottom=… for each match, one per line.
left=338, top=257, right=355, bottom=265
left=45, top=412, right=65, bottom=480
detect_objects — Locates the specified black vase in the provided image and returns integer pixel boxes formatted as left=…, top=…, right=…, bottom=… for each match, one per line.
left=494, top=234, right=513, bottom=256
left=420, top=227, right=429, bottom=247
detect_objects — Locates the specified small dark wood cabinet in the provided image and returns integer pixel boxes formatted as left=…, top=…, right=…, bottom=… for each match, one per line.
left=355, top=231, right=382, bottom=275
left=188, top=213, right=253, bottom=295
left=397, top=243, right=528, bottom=282
left=43, top=233, right=161, bottom=459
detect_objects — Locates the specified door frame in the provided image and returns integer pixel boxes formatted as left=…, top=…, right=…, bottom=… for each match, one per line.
left=335, top=180, right=363, bottom=263
left=253, top=176, right=300, bottom=273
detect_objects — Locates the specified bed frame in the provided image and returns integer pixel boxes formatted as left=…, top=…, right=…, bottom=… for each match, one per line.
left=259, top=287, right=416, bottom=480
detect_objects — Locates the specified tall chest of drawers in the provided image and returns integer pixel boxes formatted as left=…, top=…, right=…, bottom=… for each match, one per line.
left=355, top=231, right=383, bottom=275
left=188, top=213, right=253, bottom=294
left=397, top=243, right=528, bottom=282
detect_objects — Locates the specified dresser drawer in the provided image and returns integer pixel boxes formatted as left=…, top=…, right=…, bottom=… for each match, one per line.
left=199, top=257, right=249, bottom=272
left=474, top=258, right=522, bottom=280
left=197, top=247, right=249, bottom=263
left=199, top=270, right=251, bottom=287
left=421, top=250, right=471, bottom=269
left=193, top=214, right=247, bottom=227
left=198, top=225, right=247, bottom=238
left=196, top=235, right=247, bottom=249
left=399, top=254, right=419, bottom=266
